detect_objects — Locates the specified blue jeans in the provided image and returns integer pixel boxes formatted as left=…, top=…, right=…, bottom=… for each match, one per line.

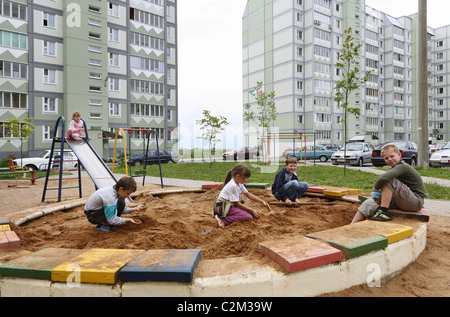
left=283, top=180, right=309, bottom=201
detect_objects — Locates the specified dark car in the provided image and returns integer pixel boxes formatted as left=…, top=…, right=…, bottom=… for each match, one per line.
left=371, top=141, right=419, bottom=167
left=126, top=149, right=178, bottom=166
left=223, top=147, right=259, bottom=160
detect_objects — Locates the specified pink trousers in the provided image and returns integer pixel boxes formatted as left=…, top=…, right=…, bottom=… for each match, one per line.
left=222, top=206, right=253, bottom=226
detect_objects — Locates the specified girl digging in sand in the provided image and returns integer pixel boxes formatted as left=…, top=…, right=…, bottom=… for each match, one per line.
left=214, top=163, right=271, bottom=227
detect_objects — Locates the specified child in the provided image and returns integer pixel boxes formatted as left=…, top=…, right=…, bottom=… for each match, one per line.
left=214, top=163, right=271, bottom=227
left=66, top=111, right=85, bottom=141
left=271, top=156, right=309, bottom=206
left=84, top=176, right=145, bottom=232
left=352, top=144, right=429, bottom=223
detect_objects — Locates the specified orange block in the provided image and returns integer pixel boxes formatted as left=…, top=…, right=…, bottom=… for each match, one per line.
left=202, top=183, right=222, bottom=189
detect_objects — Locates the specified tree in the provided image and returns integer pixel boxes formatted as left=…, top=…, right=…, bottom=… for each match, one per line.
left=1, top=118, right=35, bottom=167
left=244, top=81, right=277, bottom=163
left=196, top=110, right=229, bottom=167
left=334, top=27, right=371, bottom=175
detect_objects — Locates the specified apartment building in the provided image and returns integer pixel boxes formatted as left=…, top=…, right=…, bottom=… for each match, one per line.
left=0, top=0, right=177, bottom=159
left=243, top=0, right=448, bottom=147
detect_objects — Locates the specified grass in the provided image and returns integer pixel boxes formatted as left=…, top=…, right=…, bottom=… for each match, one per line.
left=115, top=161, right=450, bottom=200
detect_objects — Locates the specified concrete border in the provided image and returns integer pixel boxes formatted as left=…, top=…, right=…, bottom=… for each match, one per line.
left=0, top=223, right=426, bottom=297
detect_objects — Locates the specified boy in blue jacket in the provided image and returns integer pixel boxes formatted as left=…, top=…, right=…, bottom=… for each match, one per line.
left=271, top=156, right=309, bottom=206
left=84, top=176, right=145, bottom=232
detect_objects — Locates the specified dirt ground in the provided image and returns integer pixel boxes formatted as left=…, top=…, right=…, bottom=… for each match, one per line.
left=0, top=177, right=448, bottom=297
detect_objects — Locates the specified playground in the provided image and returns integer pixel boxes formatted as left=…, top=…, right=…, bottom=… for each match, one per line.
left=0, top=118, right=448, bottom=296
left=0, top=175, right=448, bottom=297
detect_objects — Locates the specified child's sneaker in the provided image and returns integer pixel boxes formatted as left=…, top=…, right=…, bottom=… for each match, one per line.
left=370, top=208, right=392, bottom=221
left=95, top=224, right=116, bottom=232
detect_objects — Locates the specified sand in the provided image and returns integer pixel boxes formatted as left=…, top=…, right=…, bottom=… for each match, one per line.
left=0, top=177, right=449, bottom=297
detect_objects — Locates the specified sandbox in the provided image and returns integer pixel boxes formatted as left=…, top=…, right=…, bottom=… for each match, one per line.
left=0, top=185, right=428, bottom=297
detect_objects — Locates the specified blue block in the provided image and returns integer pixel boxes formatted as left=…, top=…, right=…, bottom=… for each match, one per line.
left=119, top=249, right=202, bottom=283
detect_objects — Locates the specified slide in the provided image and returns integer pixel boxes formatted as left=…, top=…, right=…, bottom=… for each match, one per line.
left=66, top=138, right=117, bottom=189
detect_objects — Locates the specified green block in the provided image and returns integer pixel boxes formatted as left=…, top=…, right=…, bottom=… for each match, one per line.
left=245, top=182, right=270, bottom=189
left=0, top=248, right=84, bottom=280
left=306, top=226, right=388, bottom=259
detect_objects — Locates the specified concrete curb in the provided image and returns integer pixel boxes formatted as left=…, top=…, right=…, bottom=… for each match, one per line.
left=0, top=223, right=426, bottom=297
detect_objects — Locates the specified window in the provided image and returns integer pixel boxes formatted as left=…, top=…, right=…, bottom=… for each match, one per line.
left=43, top=97, right=57, bottom=113
left=109, top=28, right=119, bottom=42
left=43, top=40, right=56, bottom=57
left=0, top=91, right=27, bottom=108
left=109, top=78, right=120, bottom=92
left=109, top=103, right=121, bottom=117
left=43, top=12, right=55, bottom=28
left=109, top=53, right=120, bottom=67
left=0, top=30, right=27, bottom=49
left=43, top=126, right=52, bottom=141
left=89, top=59, right=101, bottom=67
left=0, top=61, right=27, bottom=79
left=88, top=18, right=101, bottom=27
left=43, top=69, right=56, bottom=84
left=109, top=3, right=119, bottom=18
left=130, top=8, right=164, bottom=28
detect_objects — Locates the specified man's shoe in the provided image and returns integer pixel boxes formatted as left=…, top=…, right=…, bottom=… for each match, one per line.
left=370, top=209, right=392, bottom=221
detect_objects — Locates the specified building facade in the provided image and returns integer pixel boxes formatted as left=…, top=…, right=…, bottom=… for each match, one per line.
left=0, top=0, right=177, bottom=160
left=243, top=0, right=448, bottom=148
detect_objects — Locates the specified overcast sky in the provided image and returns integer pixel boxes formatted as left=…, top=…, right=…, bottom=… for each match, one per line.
left=177, top=0, right=450, bottom=149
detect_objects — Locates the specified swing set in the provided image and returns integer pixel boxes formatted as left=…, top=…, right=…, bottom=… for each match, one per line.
left=111, top=128, right=164, bottom=187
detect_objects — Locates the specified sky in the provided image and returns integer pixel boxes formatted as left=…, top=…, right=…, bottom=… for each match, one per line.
left=177, top=0, right=450, bottom=150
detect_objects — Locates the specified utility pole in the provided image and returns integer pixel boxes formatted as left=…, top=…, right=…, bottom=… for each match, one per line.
left=418, top=0, right=429, bottom=168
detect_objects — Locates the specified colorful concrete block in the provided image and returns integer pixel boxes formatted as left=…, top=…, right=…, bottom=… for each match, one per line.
left=245, top=183, right=270, bottom=189
left=351, top=221, right=414, bottom=244
left=389, top=209, right=430, bottom=222
left=0, top=231, right=20, bottom=249
left=120, top=249, right=202, bottom=283
left=258, top=237, right=342, bottom=272
left=51, top=248, right=145, bottom=285
left=0, top=217, right=9, bottom=225
left=0, top=248, right=84, bottom=279
left=306, top=224, right=388, bottom=259
left=201, top=183, right=222, bottom=189
left=0, top=224, right=11, bottom=232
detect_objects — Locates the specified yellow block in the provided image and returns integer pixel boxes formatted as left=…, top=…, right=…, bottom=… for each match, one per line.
left=51, top=248, right=145, bottom=284
left=323, top=189, right=348, bottom=197
left=0, top=225, right=11, bottom=232
left=353, top=221, right=414, bottom=244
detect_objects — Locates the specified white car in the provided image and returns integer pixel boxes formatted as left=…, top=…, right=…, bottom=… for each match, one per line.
left=429, top=141, right=450, bottom=168
left=331, top=142, right=375, bottom=166
left=13, top=149, right=78, bottom=171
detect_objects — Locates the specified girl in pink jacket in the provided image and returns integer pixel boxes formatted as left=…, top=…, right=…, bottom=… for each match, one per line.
left=66, top=112, right=85, bottom=141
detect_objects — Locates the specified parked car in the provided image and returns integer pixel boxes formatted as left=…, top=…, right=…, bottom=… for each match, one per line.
left=286, top=145, right=335, bottom=162
left=13, top=149, right=78, bottom=171
left=429, top=141, right=450, bottom=168
left=429, top=142, right=447, bottom=154
left=371, top=141, right=419, bottom=167
left=331, top=142, right=375, bottom=166
left=223, top=147, right=259, bottom=160
left=125, top=149, right=178, bottom=166
left=319, top=143, right=340, bottom=151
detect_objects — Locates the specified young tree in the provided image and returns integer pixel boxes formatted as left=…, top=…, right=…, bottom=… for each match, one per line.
left=244, top=81, right=277, bottom=163
left=196, top=110, right=229, bottom=167
left=334, top=27, right=371, bottom=175
left=1, top=118, right=35, bottom=167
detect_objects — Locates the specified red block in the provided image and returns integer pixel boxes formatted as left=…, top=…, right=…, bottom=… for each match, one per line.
left=306, top=186, right=324, bottom=194
left=258, top=237, right=341, bottom=272
left=202, top=183, right=222, bottom=189
left=0, top=232, right=8, bottom=249
left=0, top=231, right=20, bottom=249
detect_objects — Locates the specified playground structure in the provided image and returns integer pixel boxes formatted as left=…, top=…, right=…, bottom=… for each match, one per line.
left=41, top=116, right=163, bottom=202
left=262, top=132, right=316, bottom=164
left=111, top=128, right=163, bottom=187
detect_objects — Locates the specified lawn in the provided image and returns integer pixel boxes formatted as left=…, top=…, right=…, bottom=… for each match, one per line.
left=115, top=161, right=450, bottom=201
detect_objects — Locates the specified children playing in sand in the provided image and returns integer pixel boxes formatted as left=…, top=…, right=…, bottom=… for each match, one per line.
left=214, top=163, right=271, bottom=227
left=66, top=111, right=85, bottom=141
left=84, top=176, right=145, bottom=232
left=271, top=156, right=309, bottom=206
left=352, top=144, right=429, bottom=223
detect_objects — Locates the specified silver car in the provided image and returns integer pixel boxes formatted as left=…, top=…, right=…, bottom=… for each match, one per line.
left=429, top=141, right=450, bottom=168
left=331, top=142, right=375, bottom=166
